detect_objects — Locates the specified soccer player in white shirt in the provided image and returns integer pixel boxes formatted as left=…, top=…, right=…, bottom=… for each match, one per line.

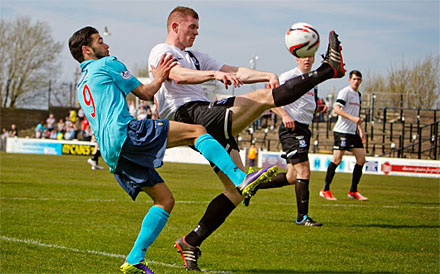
left=244, top=55, right=326, bottom=226
left=320, top=70, right=368, bottom=201
left=149, top=6, right=347, bottom=270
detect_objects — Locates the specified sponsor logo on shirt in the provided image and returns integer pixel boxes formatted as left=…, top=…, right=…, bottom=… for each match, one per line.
left=121, top=70, right=132, bottom=79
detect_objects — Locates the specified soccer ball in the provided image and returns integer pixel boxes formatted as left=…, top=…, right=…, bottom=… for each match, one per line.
left=285, top=22, right=320, bottom=58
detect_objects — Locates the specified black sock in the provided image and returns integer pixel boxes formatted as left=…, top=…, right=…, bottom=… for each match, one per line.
left=92, top=150, right=101, bottom=163
left=185, top=193, right=236, bottom=247
left=323, top=162, right=338, bottom=191
left=295, top=179, right=309, bottom=220
left=257, top=173, right=289, bottom=189
left=350, top=164, right=363, bottom=193
left=272, top=63, right=333, bottom=107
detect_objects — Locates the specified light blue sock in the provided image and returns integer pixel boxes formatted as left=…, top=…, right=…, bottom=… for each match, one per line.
left=126, top=206, right=169, bottom=264
left=195, top=134, right=246, bottom=186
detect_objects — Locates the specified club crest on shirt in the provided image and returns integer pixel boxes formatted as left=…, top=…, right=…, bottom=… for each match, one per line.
left=121, top=70, right=132, bottom=79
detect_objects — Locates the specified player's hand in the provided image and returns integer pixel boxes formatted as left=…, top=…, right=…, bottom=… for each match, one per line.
left=282, top=115, right=295, bottom=129
left=359, top=129, right=366, bottom=143
left=150, top=53, right=177, bottom=83
left=214, top=71, right=243, bottom=89
left=266, top=73, right=280, bottom=88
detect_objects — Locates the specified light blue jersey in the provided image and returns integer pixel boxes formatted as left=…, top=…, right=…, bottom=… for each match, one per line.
left=77, top=56, right=141, bottom=172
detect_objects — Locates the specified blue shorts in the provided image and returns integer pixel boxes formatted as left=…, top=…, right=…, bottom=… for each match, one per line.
left=114, top=119, right=169, bottom=201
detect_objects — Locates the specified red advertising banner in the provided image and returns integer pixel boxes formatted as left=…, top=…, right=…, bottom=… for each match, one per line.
left=381, top=161, right=440, bottom=175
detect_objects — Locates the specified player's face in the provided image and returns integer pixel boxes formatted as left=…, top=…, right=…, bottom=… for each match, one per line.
left=177, top=15, right=199, bottom=49
left=89, top=33, right=110, bottom=59
left=296, top=56, right=315, bottom=73
left=349, top=75, right=362, bottom=90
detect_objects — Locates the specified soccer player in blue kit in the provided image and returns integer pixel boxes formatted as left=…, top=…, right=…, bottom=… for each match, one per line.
left=68, top=26, right=277, bottom=274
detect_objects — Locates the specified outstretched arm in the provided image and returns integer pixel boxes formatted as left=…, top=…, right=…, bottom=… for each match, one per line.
left=221, top=65, right=280, bottom=88
left=168, top=65, right=245, bottom=90
left=132, top=53, right=176, bottom=100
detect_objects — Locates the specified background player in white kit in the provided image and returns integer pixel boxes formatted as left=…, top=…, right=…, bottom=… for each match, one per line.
left=320, top=70, right=368, bottom=201
left=244, top=55, right=327, bottom=226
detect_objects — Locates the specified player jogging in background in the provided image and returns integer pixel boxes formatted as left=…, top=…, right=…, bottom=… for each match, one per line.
left=149, top=6, right=346, bottom=271
left=68, top=26, right=277, bottom=274
left=321, top=70, right=368, bottom=201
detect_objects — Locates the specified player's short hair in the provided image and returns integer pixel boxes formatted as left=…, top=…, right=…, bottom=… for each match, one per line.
left=349, top=70, right=362, bottom=79
left=167, top=6, right=199, bottom=31
left=69, top=26, right=99, bottom=63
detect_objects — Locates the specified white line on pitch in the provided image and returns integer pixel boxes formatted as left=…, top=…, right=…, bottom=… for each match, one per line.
left=1, top=197, right=438, bottom=209
left=0, top=236, right=233, bottom=274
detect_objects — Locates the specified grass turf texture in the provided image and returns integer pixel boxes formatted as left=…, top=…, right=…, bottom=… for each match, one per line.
left=1, top=152, right=439, bottom=274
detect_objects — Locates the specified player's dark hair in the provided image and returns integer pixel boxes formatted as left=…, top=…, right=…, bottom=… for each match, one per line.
left=69, top=26, right=99, bottom=63
left=167, top=6, right=199, bottom=29
left=349, top=70, right=362, bottom=79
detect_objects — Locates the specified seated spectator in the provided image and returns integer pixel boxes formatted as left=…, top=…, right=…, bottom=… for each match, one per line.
left=49, top=129, right=58, bottom=139
left=82, top=125, right=93, bottom=141
left=57, top=130, right=65, bottom=140
left=128, top=100, right=137, bottom=118
left=35, top=121, right=45, bottom=138
left=64, top=123, right=77, bottom=140
left=1, top=128, right=9, bottom=138
left=137, top=105, right=147, bottom=120
left=64, top=116, right=72, bottom=129
left=57, top=119, right=65, bottom=132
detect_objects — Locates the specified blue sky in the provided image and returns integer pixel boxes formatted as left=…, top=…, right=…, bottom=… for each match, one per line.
left=1, top=0, right=439, bottom=98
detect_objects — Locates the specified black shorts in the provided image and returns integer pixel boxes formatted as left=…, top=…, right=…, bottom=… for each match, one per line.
left=278, top=121, right=311, bottom=165
left=333, top=132, right=364, bottom=151
left=174, top=99, right=238, bottom=152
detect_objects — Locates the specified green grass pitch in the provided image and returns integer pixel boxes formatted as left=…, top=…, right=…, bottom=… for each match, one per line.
left=1, top=152, right=439, bottom=273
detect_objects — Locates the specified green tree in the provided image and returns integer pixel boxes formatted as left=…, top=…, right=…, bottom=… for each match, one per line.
left=0, top=17, right=62, bottom=108
left=363, top=56, right=440, bottom=109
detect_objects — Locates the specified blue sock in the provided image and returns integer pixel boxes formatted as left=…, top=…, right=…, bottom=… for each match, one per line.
left=126, top=206, right=169, bottom=264
left=195, top=134, right=246, bottom=186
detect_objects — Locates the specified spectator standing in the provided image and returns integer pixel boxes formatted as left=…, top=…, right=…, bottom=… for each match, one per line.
left=46, top=113, right=56, bottom=131
left=9, top=124, right=18, bottom=137
left=78, top=107, right=85, bottom=123
left=1, top=128, right=9, bottom=150
left=69, top=109, right=77, bottom=123
left=247, top=144, right=257, bottom=167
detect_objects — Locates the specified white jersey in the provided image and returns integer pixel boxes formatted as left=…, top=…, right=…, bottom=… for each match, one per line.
left=333, top=86, right=361, bottom=134
left=148, top=43, right=223, bottom=120
left=279, top=67, right=316, bottom=125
